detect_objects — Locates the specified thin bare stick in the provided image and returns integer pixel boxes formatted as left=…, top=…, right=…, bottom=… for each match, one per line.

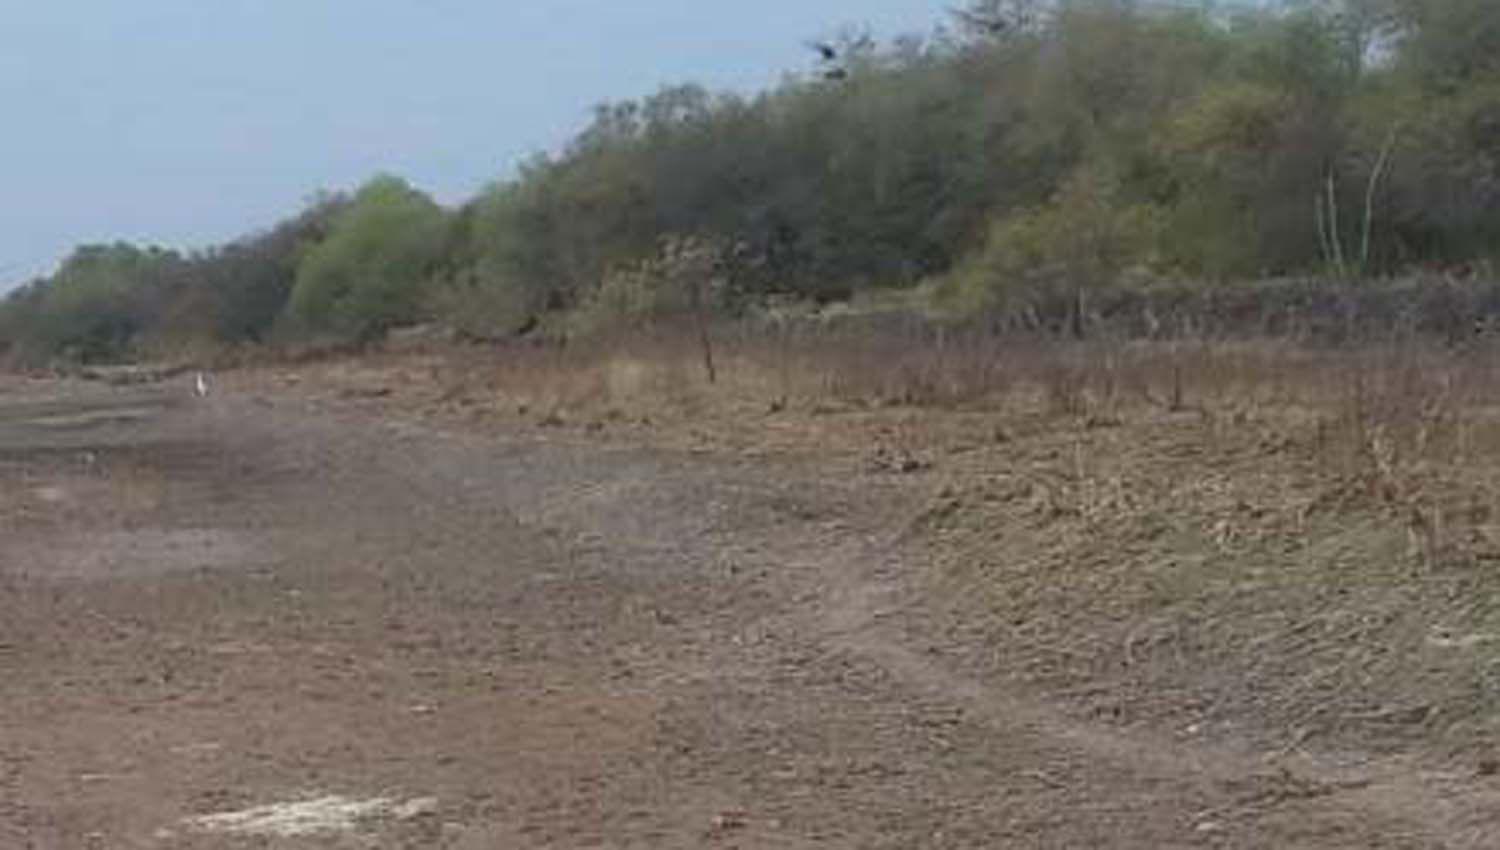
left=695, top=276, right=717, bottom=385
left=1360, top=126, right=1400, bottom=271
left=1326, top=170, right=1346, bottom=278
left=1315, top=191, right=1333, bottom=273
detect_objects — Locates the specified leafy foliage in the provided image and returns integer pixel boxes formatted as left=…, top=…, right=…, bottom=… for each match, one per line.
left=942, top=166, right=1163, bottom=319
left=287, top=176, right=449, bottom=340
left=6, top=0, right=1500, bottom=363
left=198, top=193, right=351, bottom=344
left=3, top=244, right=188, bottom=363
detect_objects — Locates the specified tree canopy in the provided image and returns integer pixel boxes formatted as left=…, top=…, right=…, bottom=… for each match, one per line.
left=4, top=0, right=1498, bottom=363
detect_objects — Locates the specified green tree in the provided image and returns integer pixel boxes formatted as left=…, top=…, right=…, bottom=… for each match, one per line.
left=287, top=176, right=448, bottom=340
left=431, top=180, right=565, bottom=339
left=0, top=281, right=47, bottom=363
left=944, top=165, right=1163, bottom=328
left=1388, top=0, right=1500, bottom=90
left=22, top=243, right=188, bottom=362
left=205, top=192, right=350, bottom=343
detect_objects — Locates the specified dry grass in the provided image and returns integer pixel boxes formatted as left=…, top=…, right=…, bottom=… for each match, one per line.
left=238, top=323, right=1500, bottom=761
left=893, top=337, right=1500, bottom=758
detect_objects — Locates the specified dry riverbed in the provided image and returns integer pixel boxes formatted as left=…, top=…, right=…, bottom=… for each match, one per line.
left=4, top=359, right=1500, bottom=848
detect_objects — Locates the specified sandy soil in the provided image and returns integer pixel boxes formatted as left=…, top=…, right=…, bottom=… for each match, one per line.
left=3, top=369, right=1500, bottom=848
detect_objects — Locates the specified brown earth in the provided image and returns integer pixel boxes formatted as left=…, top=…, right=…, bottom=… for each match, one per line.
left=4, top=352, right=1500, bottom=849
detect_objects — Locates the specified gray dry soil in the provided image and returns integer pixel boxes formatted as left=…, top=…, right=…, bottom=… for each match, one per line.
left=3, top=374, right=1499, bottom=848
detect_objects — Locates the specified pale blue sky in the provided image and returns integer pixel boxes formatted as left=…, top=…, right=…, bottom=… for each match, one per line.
left=2, top=1, right=952, bottom=291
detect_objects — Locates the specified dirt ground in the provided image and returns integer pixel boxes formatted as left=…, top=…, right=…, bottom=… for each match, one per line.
left=4, top=361, right=1500, bottom=848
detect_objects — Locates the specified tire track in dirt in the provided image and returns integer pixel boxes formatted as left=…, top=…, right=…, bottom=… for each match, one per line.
left=809, top=534, right=1500, bottom=848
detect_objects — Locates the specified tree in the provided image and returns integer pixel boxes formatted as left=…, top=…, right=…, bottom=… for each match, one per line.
left=0, top=281, right=47, bottom=363
left=944, top=164, right=1163, bottom=329
left=1387, top=0, right=1500, bottom=91
left=286, top=176, right=449, bottom=340
left=17, top=243, right=188, bottom=362
left=207, top=193, right=350, bottom=343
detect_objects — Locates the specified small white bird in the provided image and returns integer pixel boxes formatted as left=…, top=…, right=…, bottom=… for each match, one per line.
left=193, top=371, right=210, bottom=398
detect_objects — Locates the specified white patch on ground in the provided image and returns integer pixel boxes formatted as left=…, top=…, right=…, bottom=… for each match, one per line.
left=25, top=407, right=157, bottom=428
left=32, top=485, right=70, bottom=503
left=14, top=528, right=260, bottom=579
left=184, top=794, right=438, bottom=837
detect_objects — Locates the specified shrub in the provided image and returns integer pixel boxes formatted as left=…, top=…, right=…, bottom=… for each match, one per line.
left=941, top=166, right=1163, bottom=325
left=286, top=175, right=449, bottom=341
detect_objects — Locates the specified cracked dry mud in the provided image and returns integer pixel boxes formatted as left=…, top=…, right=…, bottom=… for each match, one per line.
left=3, top=374, right=1499, bottom=848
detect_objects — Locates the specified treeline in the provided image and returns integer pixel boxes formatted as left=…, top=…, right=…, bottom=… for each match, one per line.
left=3, top=0, right=1499, bottom=364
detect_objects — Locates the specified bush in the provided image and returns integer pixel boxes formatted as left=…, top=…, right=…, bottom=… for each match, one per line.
left=571, top=235, right=732, bottom=334
left=286, top=175, right=449, bottom=341
left=941, top=166, right=1163, bottom=322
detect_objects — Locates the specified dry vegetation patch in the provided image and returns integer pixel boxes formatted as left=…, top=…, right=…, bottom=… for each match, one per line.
left=909, top=341, right=1500, bottom=762
left=228, top=330, right=1500, bottom=764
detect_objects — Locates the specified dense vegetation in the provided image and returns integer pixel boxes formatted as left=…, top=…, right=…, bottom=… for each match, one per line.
left=4, top=0, right=1499, bottom=364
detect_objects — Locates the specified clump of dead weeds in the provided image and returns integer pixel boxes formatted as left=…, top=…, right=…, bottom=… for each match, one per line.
left=913, top=338, right=1500, bottom=761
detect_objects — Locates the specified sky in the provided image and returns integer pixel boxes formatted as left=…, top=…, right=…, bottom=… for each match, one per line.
left=0, top=1, right=953, bottom=292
